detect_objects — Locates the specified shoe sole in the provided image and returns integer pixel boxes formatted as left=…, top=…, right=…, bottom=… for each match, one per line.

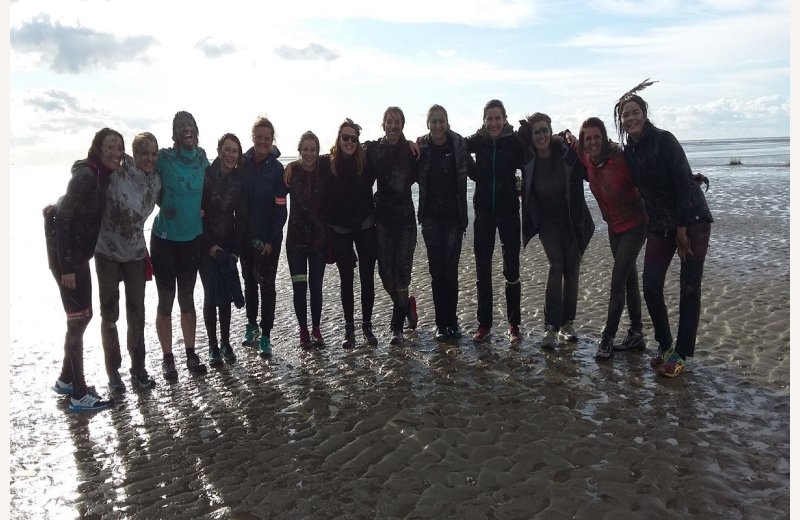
left=209, top=359, right=224, bottom=368
left=595, top=352, right=613, bottom=360
left=163, top=371, right=179, bottom=382
left=133, top=381, right=155, bottom=390
left=614, top=339, right=647, bottom=352
left=69, top=403, right=113, bottom=412
left=52, top=385, right=73, bottom=395
left=661, top=366, right=685, bottom=378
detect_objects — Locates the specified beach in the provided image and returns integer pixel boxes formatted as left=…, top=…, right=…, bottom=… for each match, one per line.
left=9, top=137, right=790, bottom=519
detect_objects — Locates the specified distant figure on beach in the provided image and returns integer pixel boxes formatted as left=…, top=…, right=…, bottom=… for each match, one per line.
left=366, top=107, right=420, bottom=345
left=565, top=118, right=648, bottom=360
left=416, top=104, right=474, bottom=342
left=94, top=131, right=161, bottom=392
left=465, top=99, right=525, bottom=343
left=151, top=111, right=210, bottom=381
left=615, top=80, right=714, bottom=377
left=240, top=116, right=288, bottom=358
left=282, top=131, right=328, bottom=348
left=45, top=127, right=123, bottom=412
left=519, top=113, right=594, bottom=349
left=323, top=119, right=379, bottom=348
left=199, top=133, right=248, bottom=367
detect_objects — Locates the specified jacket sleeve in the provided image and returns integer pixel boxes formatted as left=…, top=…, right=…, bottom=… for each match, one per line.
left=233, top=171, right=249, bottom=257
left=662, top=131, right=694, bottom=227
left=55, top=168, right=95, bottom=274
left=268, top=166, right=288, bottom=247
left=199, top=172, right=212, bottom=254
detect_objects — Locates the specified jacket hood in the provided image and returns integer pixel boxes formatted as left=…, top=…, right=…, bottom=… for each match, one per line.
left=244, top=145, right=281, bottom=162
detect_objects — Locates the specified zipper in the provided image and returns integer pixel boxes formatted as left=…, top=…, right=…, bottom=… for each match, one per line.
left=491, top=139, right=497, bottom=214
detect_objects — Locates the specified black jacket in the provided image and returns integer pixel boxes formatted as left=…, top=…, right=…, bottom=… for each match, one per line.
left=322, top=154, right=376, bottom=232
left=201, top=157, right=249, bottom=257
left=624, top=121, right=713, bottom=233
left=417, top=130, right=473, bottom=231
left=465, top=124, right=524, bottom=216
left=521, top=140, right=595, bottom=254
left=366, top=136, right=417, bottom=225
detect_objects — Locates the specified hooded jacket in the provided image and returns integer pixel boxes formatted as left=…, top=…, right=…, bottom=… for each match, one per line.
left=465, top=123, right=524, bottom=216
left=52, top=159, right=113, bottom=274
left=201, top=157, right=249, bottom=257
left=624, top=120, right=713, bottom=233
left=152, top=146, right=209, bottom=242
left=417, top=130, right=473, bottom=231
left=366, top=135, right=418, bottom=225
left=521, top=140, right=595, bottom=254
left=242, top=146, right=287, bottom=249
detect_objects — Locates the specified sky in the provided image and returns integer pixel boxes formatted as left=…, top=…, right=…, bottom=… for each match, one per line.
left=8, top=0, right=791, bottom=168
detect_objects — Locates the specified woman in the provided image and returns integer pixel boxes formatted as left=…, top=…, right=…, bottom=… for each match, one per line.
left=366, top=107, right=419, bottom=345
left=46, top=127, right=122, bottom=411
left=199, top=133, right=248, bottom=367
left=520, top=112, right=594, bottom=349
left=151, top=111, right=209, bottom=380
left=416, top=104, right=474, bottom=341
left=240, top=116, right=287, bottom=358
left=465, top=99, right=525, bottom=343
left=323, top=119, right=378, bottom=348
left=284, top=131, right=327, bottom=347
left=94, top=132, right=161, bottom=391
left=566, top=118, right=648, bottom=360
left=615, top=82, right=713, bottom=377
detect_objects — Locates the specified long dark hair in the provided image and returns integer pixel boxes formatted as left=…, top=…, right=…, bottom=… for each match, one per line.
left=217, top=132, right=243, bottom=169
left=613, top=78, right=657, bottom=143
left=88, top=127, right=124, bottom=163
left=329, top=118, right=365, bottom=176
left=578, top=117, right=612, bottom=160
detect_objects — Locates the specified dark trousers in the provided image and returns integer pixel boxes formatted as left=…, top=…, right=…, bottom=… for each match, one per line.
left=330, top=226, right=377, bottom=325
left=286, top=250, right=326, bottom=329
left=241, top=245, right=281, bottom=336
left=422, top=219, right=463, bottom=330
left=95, top=255, right=147, bottom=376
left=603, top=224, right=646, bottom=339
left=198, top=255, right=232, bottom=347
left=150, top=234, right=200, bottom=317
left=538, top=219, right=581, bottom=329
left=377, top=219, right=417, bottom=331
left=643, top=223, right=711, bottom=358
left=52, top=261, right=93, bottom=397
left=474, top=211, right=521, bottom=328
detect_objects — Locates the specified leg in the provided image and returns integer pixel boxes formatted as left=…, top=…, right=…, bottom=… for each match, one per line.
left=473, top=211, right=496, bottom=328
left=675, top=223, right=711, bottom=358
left=258, top=244, right=281, bottom=337
left=175, top=239, right=200, bottom=352
left=120, top=259, right=147, bottom=374
left=198, top=256, right=218, bottom=349
left=642, top=231, right=677, bottom=351
left=538, top=221, right=566, bottom=329
left=443, top=222, right=464, bottom=329
left=332, top=231, right=356, bottom=324
left=151, top=234, right=177, bottom=356
left=94, top=256, right=123, bottom=378
left=423, top=220, right=447, bottom=330
left=54, top=262, right=93, bottom=396
left=498, top=213, right=521, bottom=327
left=240, top=248, right=259, bottom=328
left=355, top=226, right=377, bottom=325
left=287, top=250, right=310, bottom=330
left=562, top=235, right=581, bottom=324
left=308, top=252, right=326, bottom=328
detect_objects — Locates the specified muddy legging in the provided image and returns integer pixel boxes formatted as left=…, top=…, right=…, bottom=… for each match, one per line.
left=377, top=218, right=417, bottom=332
left=286, top=250, right=326, bottom=330
left=53, top=261, right=93, bottom=397
left=329, top=226, right=377, bottom=326
left=150, top=234, right=200, bottom=318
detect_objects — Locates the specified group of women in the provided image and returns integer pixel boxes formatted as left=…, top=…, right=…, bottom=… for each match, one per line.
left=46, top=84, right=713, bottom=412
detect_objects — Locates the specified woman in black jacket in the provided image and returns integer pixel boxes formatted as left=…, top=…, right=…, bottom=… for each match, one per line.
left=615, top=85, right=713, bottom=378
left=520, top=113, right=594, bottom=350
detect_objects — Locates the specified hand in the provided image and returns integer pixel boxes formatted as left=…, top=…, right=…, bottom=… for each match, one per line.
left=42, top=204, right=56, bottom=218
left=262, top=243, right=273, bottom=256
left=407, top=140, right=420, bottom=159
left=209, top=245, right=222, bottom=257
left=564, top=130, right=578, bottom=148
left=283, top=164, right=294, bottom=186
left=676, top=227, right=693, bottom=261
left=61, top=273, right=76, bottom=289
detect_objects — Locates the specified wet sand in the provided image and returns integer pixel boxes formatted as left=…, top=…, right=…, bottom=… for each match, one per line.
left=9, top=181, right=789, bottom=519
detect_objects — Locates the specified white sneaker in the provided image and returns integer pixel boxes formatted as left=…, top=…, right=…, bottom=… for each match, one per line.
left=69, top=392, right=113, bottom=412
left=542, top=326, right=558, bottom=349
left=558, top=321, right=578, bottom=342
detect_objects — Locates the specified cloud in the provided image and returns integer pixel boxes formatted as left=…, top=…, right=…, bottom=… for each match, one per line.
left=196, top=38, right=237, bottom=58
left=275, top=43, right=340, bottom=61
left=24, top=90, right=83, bottom=113
left=10, top=14, right=156, bottom=73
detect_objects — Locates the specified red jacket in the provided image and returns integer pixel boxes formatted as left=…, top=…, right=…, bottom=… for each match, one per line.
left=580, top=149, right=648, bottom=233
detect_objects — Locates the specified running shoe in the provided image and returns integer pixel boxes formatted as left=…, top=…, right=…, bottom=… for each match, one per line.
left=541, top=325, right=558, bottom=350
left=162, top=357, right=178, bottom=382
left=406, top=296, right=418, bottom=330
left=390, top=330, right=403, bottom=345
left=650, top=344, right=675, bottom=370
left=447, top=325, right=462, bottom=339
left=52, top=379, right=73, bottom=395
left=69, top=392, right=113, bottom=412
left=209, top=345, right=223, bottom=367
left=661, top=352, right=686, bottom=378
left=341, top=324, right=356, bottom=349
left=220, top=341, right=236, bottom=363
left=595, top=336, right=614, bottom=360
left=616, top=328, right=646, bottom=351
left=242, top=323, right=260, bottom=345
left=362, top=322, right=378, bottom=346
left=130, top=368, right=156, bottom=390
left=299, top=328, right=312, bottom=348
left=108, top=371, right=126, bottom=393
left=311, top=326, right=325, bottom=346
left=508, top=324, right=522, bottom=343
left=259, top=335, right=273, bottom=357
left=472, top=325, right=491, bottom=342
left=434, top=327, right=448, bottom=342
left=557, top=321, right=578, bottom=342
left=186, top=352, right=208, bottom=374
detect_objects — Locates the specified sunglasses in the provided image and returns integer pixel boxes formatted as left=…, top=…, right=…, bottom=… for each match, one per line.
left=340, top=134, right=358, bottom=143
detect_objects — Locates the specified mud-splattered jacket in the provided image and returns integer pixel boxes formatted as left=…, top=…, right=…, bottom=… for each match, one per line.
left=152, top=146, right=209, bottom=242
left=53, top=159, right=113, bottom=273
left=242, top=147, right=287, bottom=249
left=201, top=157, right=249, bottom=257
left=417, top=130, right=474, bottom=232
left=465, top=124, right=524, bottom=217
left=285, top=160, right=326, bottom=253
left=365, top=136, right=417, bottom=225
left=95, top=154, right=161, bottom=262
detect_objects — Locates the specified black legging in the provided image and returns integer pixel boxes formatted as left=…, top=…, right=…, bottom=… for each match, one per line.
left=329, top=226, right=377, bottom=325
left=538, top=218, right=581, bottom=329
left=286, top=250, right=326, bottom=329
